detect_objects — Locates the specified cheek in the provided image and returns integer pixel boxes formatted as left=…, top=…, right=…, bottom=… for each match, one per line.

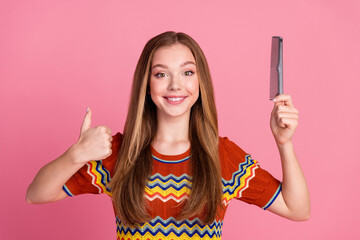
left=149, top=78, right=166, bottom=102
left=149, top=79, right=160, bottom=94
left=187, top=78, right=200, bottom=97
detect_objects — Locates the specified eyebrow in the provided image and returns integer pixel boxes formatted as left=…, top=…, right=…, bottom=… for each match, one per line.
left=151, top=61, right=196, bottom=70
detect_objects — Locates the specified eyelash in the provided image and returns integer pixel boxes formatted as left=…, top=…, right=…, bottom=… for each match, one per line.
left=154, top=71, right=194, bottom=78
left=184, top=71, right=194, bottom=76
left=155, top=72, right=167, bottom=78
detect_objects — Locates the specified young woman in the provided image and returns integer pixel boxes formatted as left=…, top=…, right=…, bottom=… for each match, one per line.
left=26, top=31, right=310, bottom=239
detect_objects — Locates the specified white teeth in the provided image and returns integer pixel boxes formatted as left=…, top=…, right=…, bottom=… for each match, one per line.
left=167, top=97, right=184, bottom=101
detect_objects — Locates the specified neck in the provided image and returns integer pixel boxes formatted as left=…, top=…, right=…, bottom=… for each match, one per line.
left=154, top=112, right=190, bottom=143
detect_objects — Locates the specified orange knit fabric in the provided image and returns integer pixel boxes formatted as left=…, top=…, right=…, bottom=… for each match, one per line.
left=63, top=132, right=281, bottom=239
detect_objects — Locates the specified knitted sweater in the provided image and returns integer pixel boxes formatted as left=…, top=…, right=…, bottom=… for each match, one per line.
left=63, top=132, right=281, bottom=240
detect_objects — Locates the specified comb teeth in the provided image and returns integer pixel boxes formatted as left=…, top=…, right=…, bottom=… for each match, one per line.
left=270, top=36, right=283, bottom=99
left=270, top=37, right=280, bottom=68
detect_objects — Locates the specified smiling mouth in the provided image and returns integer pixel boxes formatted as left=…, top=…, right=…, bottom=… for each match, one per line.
left=166, top=97, right=185, bottom=101
left=164, top=96, right=187, bottom=104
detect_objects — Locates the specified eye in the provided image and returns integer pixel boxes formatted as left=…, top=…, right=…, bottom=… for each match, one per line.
left=155, top=72, right=167, bottom=78
left=184, top=71, right=194, bottom=76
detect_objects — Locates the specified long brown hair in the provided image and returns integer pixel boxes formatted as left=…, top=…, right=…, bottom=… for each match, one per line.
left=109, top=31, right=222, bottom=227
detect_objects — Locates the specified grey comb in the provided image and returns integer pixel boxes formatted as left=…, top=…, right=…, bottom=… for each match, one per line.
left=270, top=36, right=283, bottom=100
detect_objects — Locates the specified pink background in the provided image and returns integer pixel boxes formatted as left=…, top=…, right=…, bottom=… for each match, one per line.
left=1, top=0, right=359, bottom=239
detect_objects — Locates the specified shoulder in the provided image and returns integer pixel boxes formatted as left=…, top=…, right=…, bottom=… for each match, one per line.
left=101, top=132, right=122, bottom=175
left=112, top=132, right=123, bottom=147
left=109, top=132, right=123, bottom=159
left=218, top=136, right=255, bottom=179
left=218, top=136, right=249, bottom=160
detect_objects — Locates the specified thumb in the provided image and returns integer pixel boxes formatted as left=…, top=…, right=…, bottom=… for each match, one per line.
left=80, top=107, right=92, bottom=135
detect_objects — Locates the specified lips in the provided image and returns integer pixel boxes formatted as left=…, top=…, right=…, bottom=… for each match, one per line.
left=164, top=96, right=187, bottom=104
left=167, top=97, right=184, bottom=101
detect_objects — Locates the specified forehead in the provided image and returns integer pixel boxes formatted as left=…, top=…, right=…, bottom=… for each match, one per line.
left=151, top=43, right=195, bottom=66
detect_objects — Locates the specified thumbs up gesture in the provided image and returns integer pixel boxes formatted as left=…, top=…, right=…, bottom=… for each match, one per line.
left=72, top=107, right=113, bottom=164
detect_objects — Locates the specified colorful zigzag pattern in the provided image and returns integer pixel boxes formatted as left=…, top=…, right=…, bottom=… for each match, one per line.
left=65, top=154, right=261, bottom=239
left=116, top=216, right=223, bottom=240
left=222, top=155, right=258, bottom=205
left=114, top=155, right=258, bottom=239
left=145, top=173, right=191, bottom=203
left=86, top=160, right=112, bottom=196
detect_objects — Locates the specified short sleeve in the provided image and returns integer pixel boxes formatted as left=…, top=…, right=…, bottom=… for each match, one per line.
left=62, top=132, right=122, bottom=197
left=219, top=137, right=281, bottom=210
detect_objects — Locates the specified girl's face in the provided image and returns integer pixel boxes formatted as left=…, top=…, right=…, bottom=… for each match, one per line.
left=149, top=43, right=199, bottom=120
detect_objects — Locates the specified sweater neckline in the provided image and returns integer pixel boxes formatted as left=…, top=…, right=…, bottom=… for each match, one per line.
left=151, top=145, right=191, bottom=164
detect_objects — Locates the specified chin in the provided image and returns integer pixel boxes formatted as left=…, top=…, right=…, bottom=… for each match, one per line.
left=160, top=109, right=191, bottom=119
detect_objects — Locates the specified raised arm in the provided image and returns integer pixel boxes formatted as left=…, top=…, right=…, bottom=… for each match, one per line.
left=266, top=94, right=311, bottom=221
left=26, top=108, right=113, bottom=204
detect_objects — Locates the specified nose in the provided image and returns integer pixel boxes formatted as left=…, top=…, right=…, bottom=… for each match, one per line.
left=168, top=74, right=182, bottom=91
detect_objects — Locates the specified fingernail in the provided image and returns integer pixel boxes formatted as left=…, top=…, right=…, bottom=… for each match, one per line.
left=86, top=107, right=89, bottom=112
left=272, top=98, right=277, bottom=102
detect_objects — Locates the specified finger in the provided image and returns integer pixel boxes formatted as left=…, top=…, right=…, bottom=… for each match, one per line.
left=275, top=105, right=299, bottom=114
left=100, top=125, right=112, bottom=135
left=105, top=126, right=112, bottom=135
left=273, top=94, right=294, bottom=107
left=272, top=106, right=298, bottom=119
left=278, top=117, right=298, bottom=129
left=277, top=112, right=299, bottom=120
left=81, top=107, right=92, bottom=135
left=94, top=125, right=112, bottom=136
left=104, top=148, right=112, bottom=158
left=108, top=148, right=112, bottom=157
left=107, top=140, right=112, bottom=149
